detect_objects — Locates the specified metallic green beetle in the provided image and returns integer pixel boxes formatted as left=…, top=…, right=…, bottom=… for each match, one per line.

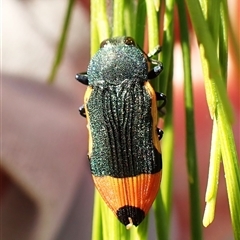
left=76, top=36, right=166, bottom=228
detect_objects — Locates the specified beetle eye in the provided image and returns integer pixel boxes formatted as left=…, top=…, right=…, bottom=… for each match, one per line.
left=124, top=37, right=135, bottom=46
left=100, top=39, right=109, bottom=48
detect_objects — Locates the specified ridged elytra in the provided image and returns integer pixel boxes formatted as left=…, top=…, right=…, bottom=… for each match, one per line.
left=76, top=36, right=166, bottom=228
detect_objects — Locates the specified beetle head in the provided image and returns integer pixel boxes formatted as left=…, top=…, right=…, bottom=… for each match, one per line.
left=87, top=36, right=148, bottom=87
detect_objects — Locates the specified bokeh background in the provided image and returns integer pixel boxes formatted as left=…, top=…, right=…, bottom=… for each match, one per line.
left=1, top=0, right=239, bottom=239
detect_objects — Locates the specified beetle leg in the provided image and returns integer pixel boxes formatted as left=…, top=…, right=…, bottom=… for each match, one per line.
left=79, top=105, right=86, bottom=118
left=148, top=63, right=163, bottom=79
left=147, top=47, right=163, bottom=79
left=147, top=45, right=162, bottom=59
left=76, top=72, right=89, bottom=85
left=155, top=92, right=167, bottom=109
left=155, top=92, right=167, bottom=117
left=157, top=128, right=164, bottom=140
left=138, top=44, right=162, bottom=61
left=137, top=44, right=164, bottom=79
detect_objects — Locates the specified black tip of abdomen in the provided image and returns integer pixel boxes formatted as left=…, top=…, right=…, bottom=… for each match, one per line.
left=116, top=206, right=145, bottom=227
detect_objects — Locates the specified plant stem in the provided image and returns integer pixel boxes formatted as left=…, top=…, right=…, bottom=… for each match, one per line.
left=177, top=0, right=202, bottom=238
left=48, top=0, right=75, bottom=83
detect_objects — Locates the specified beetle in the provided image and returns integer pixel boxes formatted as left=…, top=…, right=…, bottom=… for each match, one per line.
left=76, top=36, right=166, bottom=228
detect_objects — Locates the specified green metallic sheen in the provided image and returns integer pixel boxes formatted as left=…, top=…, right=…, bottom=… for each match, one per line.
left=87, top=37, right=148, bottom=87
left=87, top=80, right=162, bottom=178
left=85, top=36, right=162, bottom=178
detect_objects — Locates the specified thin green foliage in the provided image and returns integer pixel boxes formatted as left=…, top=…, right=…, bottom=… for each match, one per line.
left=91, top=192, right=103, bottom=240
left=185, top=0, right=233, bottom=122
left=134, top=0, right=146, bottom=46
left=176, top=0, right=202, bottom=239
left=91, top=0, right=110, bottom=53
left=151, top=2, right=175, bottom=238
left=185, top=0, right=240, bottom=239
left=154, top=71, right=174, bottom=240
left=145, top=0, right=160, bottom=92
left=159, top=0, right=174, bottom=94
left=48, top=0, right=75, bottom=83
left=124, top=1, right=136, bottom=36
left=202, top=117, right=221, bottom=227
left=217, top=104, right=240, bottom=239
left=219, top=0, right=228, bottom=82
left=113, top=0, right=125, bottom=36
left=145, top=0, right=159, bottom=49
